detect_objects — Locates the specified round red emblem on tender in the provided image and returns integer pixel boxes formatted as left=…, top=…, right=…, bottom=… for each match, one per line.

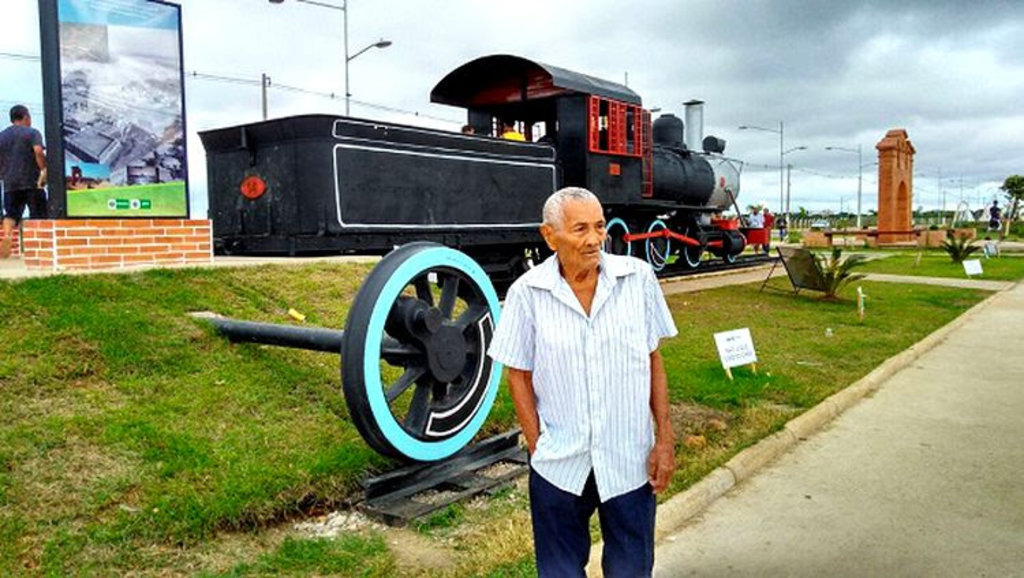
left=240, top=175, right=267, bottom=200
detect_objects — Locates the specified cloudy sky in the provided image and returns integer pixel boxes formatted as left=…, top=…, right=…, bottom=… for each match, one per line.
left=2, top=0, right=1021, bottom=218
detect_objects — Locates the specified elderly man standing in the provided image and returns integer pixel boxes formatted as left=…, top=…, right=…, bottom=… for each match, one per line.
left=488, top=187, right=678, bottom=577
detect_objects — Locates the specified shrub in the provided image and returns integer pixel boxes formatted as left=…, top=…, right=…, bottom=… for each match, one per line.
left=812, top=247, right=867, bottom=299
left=940, top=234, right=981, bottom=263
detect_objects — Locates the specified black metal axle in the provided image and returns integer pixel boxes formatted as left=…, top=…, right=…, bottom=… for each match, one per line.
left=193, top=313, right=412, bottom=356
left=205, top=316, right=346, bottom=353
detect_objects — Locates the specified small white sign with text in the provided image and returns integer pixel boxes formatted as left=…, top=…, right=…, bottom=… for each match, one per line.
left=713, top=328, right=758, bottom=369
left=963, top=259, right=983, bottom=276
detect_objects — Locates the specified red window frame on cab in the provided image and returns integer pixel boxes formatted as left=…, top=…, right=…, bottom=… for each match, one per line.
left=588, top=96, right=654, bottom=196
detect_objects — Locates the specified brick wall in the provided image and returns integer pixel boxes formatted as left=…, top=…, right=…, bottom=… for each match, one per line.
left=21, top=219, right=212, bottom=271
left=0, top=227, right=20, bottom=257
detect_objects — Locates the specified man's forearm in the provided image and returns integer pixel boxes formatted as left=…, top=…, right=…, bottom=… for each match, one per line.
left=506, top=368, right=540, bottom=453
left=649, top=350, right=674, bottom=444
left=34, top=147, right=46, bottom=171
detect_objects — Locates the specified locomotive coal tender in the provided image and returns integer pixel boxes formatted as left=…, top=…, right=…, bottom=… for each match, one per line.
left=200, top=55, right=767, bottom=462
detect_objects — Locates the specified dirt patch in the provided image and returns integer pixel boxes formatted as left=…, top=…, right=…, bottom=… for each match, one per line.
left=670, top=402, right=734, bottom=437
left=386, top=527, right=457, bottom=573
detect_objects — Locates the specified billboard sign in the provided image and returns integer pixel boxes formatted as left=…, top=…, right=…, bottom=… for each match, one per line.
left=39, top=0, right=188, bottom=218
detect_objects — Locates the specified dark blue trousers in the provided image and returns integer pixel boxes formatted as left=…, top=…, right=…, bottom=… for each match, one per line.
left=529, top=467, right=656, bottom=578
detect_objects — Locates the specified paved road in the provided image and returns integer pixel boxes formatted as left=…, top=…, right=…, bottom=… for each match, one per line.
left=655, top=282, right=1024, bottom=576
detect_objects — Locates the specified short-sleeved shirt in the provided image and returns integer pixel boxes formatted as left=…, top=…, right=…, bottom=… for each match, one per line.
left=487, top=252, right=678, bottom=502
left=501, top=130, right=526, bottom=141
left=0, top=125, right=44, bottom=192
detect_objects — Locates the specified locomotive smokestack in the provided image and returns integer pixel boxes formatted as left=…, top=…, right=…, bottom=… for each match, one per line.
left=683, top=99, right=704, bottom=152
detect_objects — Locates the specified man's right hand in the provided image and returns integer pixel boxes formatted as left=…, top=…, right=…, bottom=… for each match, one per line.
left=524, top=432, right=538, bottom=455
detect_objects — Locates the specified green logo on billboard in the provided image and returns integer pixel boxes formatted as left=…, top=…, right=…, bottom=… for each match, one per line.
left=140, top=199, right=152, bottom=209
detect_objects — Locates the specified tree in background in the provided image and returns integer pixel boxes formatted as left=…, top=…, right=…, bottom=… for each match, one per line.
left=1000, top=175, right=1024, bottom=239
left=1001, top=175, right=1024, bottom=222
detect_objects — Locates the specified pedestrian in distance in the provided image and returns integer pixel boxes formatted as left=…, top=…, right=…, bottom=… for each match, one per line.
left=0, top=105, right=47, bottom=258
left=988, top=200, right=1001, bottom=232
left=488, top=187, right=678, bottom=577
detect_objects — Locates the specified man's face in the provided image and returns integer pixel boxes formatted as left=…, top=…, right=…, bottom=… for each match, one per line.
left=541, top=199, right=606, bottom=273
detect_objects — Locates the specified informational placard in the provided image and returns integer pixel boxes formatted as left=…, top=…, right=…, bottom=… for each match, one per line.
left=713, top=328, right=758, bottom=379
left=38, top=0, right=188, bottom=218
left=963, top=259, right=983, bottom=276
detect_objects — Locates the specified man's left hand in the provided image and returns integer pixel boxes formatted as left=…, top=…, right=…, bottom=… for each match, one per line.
left=647, top=440, right=677, bottom=494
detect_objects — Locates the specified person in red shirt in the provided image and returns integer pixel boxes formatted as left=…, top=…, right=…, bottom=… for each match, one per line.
left=762, top=208, right=775, bottom=254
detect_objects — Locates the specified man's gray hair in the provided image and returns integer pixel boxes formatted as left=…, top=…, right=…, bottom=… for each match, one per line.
left=542, top=187, right=601, bottom=229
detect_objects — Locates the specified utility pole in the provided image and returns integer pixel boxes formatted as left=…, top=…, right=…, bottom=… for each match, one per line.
left=261, top=73, right=270, bottom=120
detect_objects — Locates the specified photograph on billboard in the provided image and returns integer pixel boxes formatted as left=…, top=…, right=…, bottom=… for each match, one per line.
left=57, top=0, right=187, bottom=217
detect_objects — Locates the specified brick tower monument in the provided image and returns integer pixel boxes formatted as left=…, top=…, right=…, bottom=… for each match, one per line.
left=875, top=129, right=916, bottom=244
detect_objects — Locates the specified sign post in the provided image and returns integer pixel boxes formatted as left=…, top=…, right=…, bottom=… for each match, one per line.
left=713, top=328, right=758, bottom=380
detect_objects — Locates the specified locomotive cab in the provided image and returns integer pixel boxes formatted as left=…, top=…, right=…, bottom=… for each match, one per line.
left=430, top=54, right=649, bottom=206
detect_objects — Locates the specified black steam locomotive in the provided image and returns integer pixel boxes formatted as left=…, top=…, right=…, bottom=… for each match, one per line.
left=199, top=55, right=768, bottom=461
left=200, top=54, right=763, bottom=287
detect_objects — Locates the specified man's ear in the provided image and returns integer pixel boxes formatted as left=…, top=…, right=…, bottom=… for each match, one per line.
left=539, top=224, right=557, bottom=252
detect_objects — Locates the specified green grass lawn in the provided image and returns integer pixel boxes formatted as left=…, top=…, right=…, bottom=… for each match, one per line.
left=0, top=263, right=1006, bottom=575
left=67, top=182, right=188, bottom=217
left=857, top=250, right=1024, bottom=280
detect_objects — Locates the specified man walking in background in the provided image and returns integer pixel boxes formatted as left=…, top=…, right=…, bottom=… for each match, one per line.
left=0, top=105, right=47, bottom=258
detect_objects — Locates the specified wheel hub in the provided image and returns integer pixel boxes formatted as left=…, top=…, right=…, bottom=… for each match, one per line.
left=426, top=325, right=468, bottom=383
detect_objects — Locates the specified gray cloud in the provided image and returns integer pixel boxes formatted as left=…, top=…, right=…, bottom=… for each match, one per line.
left=1, top=0, right=1020, bottom=216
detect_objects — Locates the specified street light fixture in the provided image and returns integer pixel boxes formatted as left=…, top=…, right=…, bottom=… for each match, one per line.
left=738, top=121, right=786, bottom=223
left=825, top=144, right=864, bottom=229
left=268, top=0, right=391, bottom=116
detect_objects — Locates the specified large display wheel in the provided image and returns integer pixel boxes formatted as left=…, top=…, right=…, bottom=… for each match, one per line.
left=341, top=243, right=502, bottom=461
left=645, top=219, right=672, bottom=271
left=603, top=217, right=632, bottom=256
left=681, top=226, right=704, bottom=269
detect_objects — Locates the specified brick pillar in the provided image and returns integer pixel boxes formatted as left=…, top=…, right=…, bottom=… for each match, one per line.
left=875, top=129, right=916, bottom=244
left=21, top=219, right=212, bottom=271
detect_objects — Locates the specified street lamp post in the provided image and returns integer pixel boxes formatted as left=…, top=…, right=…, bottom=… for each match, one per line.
left=825, top=144, right=863, bottom=229
left=268, top=0, right=391, bottom=116
left=739, top=122, right=799, bottom=224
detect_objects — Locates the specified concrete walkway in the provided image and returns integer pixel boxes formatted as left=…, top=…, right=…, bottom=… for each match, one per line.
left=654, top=281, right=1024, bottom=577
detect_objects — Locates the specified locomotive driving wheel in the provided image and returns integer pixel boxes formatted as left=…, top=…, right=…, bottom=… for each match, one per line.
left=341, top=243, right=502, bottom=461
left=645, top=219, right=672, bottom=272
left=681, top=226, right=704, bottom=268
left=603, top=217, right=632, bottom=256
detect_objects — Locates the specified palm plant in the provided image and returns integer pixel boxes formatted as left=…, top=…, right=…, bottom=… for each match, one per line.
left=812, top=247, right=867, bottom=299
left=940, top=233, right=981, bottom=263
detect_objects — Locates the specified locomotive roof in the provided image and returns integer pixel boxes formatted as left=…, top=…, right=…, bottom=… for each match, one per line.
left=430, top=54, right=642, bottom=108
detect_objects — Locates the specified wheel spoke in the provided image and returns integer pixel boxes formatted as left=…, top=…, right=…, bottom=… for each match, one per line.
left=386, top=366, right=426, bottom=403
left=455, top=304, right=489, bottom=333
left=413, top=275, right=434, bottom=307
left=381, top=338, right=424, bottom=365
left=438, top=274, right=460, bottom=318
left=404, top=384, right=431, bottom=434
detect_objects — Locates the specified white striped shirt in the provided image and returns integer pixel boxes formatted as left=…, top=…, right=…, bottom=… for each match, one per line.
left=487, top=252, right=678, bottom=502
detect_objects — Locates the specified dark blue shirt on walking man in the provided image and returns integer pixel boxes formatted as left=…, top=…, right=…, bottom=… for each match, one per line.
left=0, top=104, right=47, bottom=258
